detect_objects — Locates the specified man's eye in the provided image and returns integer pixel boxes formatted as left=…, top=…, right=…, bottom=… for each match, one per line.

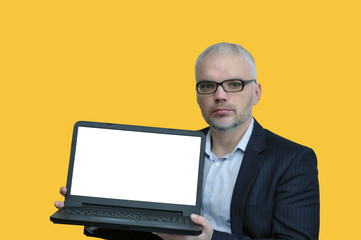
left=227, top=81, right=242, bottom=88
left=200, top=83, right=214, bottom=89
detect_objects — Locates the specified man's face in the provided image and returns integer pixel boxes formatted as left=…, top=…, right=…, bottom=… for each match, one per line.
left=196, top=54, right=261, bottom=132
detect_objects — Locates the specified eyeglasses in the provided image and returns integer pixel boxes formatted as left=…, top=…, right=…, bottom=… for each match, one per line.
left=196, top=79, right=256, bottom=95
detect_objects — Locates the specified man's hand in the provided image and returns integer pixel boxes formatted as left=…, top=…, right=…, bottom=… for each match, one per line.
left=154, top=214, right=213, bottom=240
left=54, top=186, right=67, bottom=209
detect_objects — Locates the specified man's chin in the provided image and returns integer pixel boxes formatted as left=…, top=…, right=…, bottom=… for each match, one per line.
left=208, top=120, right=240, bottom=132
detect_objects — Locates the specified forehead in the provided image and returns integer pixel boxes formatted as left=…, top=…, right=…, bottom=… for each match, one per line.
left=196, top=54, right=251, bottom=82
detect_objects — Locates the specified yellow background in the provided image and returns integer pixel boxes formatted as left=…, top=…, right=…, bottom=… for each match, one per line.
left=1, top=0, right=360, bottom=239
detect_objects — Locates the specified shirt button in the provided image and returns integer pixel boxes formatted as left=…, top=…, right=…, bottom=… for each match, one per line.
left=207, top=216, right=213, bottom=221
left=215, top=162, right=220, bottom=167
left=207, top=188, right=212, bottom=194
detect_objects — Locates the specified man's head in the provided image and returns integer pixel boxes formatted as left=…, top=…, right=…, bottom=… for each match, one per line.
left=195, top=42, right=261, bottom=133
left=195, top=42, right=257, bottom=82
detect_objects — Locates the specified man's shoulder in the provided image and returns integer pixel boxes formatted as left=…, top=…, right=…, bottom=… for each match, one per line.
left=262, top=125, right=315, bottom=155
left=253, top=121, right=317, bottom=174
left=264, top=127, right=302, bottom=145
left=248, top=119, right=315, bottom=154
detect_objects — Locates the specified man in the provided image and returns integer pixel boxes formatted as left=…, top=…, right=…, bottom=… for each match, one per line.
left=55, top=42, right=320, bottom=239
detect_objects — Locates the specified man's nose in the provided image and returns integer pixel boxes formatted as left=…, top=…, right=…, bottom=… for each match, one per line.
left=213, top=85, right=228, bottom=101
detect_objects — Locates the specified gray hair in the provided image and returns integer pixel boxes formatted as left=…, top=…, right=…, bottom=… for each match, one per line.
left=195, top=42, right=257, bottom=81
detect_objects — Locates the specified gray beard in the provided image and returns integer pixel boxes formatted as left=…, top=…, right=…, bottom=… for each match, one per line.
left=206, top=112, right=251, bottom=133
left=205, top=95, right=254, bottom=133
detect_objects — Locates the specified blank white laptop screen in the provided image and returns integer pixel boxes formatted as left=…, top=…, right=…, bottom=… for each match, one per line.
left=70, top=127, right=202, bottom=206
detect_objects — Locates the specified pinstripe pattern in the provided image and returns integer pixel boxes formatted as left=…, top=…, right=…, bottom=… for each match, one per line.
left=208, top=119, right=320, bottom=240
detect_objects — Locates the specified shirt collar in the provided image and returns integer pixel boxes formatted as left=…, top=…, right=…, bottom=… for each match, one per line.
left=205, top=118, right=254, bottom=158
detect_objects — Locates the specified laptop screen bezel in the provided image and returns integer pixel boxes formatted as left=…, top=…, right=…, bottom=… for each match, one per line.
left=64, top=121, right=205, bottom=216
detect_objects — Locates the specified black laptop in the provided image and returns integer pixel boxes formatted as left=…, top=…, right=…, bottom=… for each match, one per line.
left=50, top=121, right=205, bottom=235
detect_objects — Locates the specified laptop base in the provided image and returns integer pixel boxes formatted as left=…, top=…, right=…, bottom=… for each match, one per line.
left=50, top=207, right=202, bottom=236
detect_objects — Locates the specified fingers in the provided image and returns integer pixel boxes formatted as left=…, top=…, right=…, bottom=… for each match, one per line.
left=190, top=214, right=213, bottom=239
left=54, top=186, right=67, bottom=209
left=60, top=186, right=67, bottom=196
left=190, top=214, right=212, bottom=231
left=54, top=201, right=65, bottom=209
left=154, top=215, right=213, bottom=240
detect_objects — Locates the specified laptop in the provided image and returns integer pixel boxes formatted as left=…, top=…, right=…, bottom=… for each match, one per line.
left=50, top=121, right=205, bottom=235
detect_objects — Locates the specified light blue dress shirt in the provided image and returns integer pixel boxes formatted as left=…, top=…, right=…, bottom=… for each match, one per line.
left=202, top=118, right=254, bottom=233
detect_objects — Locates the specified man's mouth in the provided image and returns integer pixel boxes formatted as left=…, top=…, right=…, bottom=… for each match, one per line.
left=212, top=107, right=233, bottom=115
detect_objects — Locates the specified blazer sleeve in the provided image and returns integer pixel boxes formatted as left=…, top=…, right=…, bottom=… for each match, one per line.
left=270, top=148, right=320, bottom=239
left=211, top=147, right=320, bottom=240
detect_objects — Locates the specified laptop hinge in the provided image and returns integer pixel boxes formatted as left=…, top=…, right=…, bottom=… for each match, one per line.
left=64, top=201, right=83, bottom=208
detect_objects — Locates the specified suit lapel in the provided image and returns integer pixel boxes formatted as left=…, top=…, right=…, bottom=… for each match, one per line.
left=230, top=119, right=267, bottom=233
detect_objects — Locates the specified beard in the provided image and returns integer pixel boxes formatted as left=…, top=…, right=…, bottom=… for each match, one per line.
left=202, top=95, right=254, bottom=133
left=205, top=108, right=252, bottom=132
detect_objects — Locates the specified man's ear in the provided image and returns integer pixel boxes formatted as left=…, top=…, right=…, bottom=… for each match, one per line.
left=253, top=83, right=262, bottom=105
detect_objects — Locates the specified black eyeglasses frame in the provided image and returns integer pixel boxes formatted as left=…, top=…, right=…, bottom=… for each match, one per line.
left=196, top=79, right=256, bottom=95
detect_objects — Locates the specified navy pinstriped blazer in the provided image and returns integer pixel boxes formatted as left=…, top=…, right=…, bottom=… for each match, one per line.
left=207, top=119, right=320, bottom=240
left=84, top=119, right=320, bottom=240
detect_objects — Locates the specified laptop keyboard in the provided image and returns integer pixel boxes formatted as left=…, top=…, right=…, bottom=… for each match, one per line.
left=69, top=207, right=192, bottom=224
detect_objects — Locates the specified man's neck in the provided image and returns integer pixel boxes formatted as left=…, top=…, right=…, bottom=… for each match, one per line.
left=210, top=118, right=252, bottom=158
